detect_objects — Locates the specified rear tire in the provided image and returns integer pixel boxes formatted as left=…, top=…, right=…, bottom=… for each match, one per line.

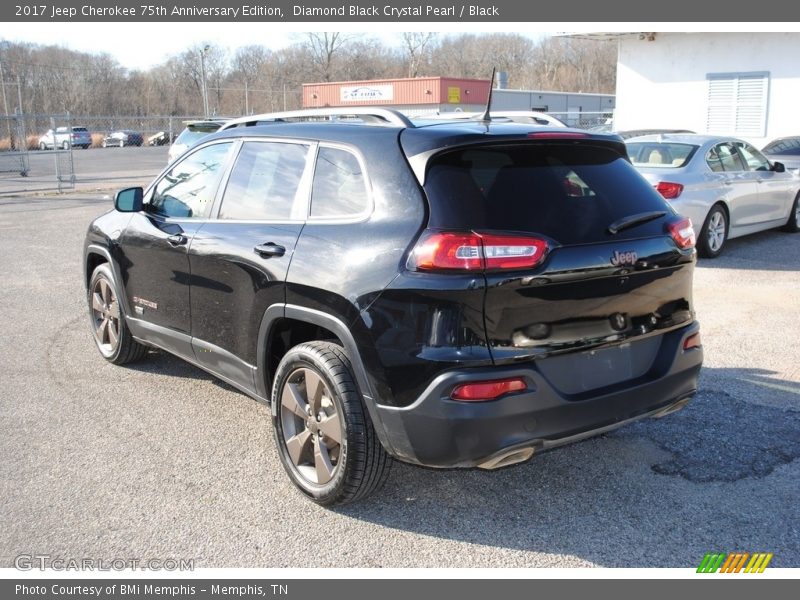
left=783, top=192, right=800, bottom=233
left=697, top=204, right=728, bottom=258
left=61, top=140, right=69, bottom=150
left=39, top=142, right=46, bottom=150
left=88, top=264, right=148, bottom=365
left=271, top=341, right=391, bottom=506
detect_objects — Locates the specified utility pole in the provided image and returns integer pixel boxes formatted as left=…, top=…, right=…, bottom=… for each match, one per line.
left=200, top=45, right=210, bottom=118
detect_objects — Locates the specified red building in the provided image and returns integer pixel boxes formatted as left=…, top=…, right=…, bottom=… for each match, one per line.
left=302, top=77, right=492, bottom=115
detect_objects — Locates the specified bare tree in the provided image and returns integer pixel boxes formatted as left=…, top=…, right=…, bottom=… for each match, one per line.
left=304, top=32, right=350, bottom=82
left=402, top=32, right=436, bottom=77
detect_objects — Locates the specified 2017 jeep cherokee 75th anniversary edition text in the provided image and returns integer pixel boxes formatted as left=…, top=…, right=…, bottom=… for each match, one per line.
left=84, top=108, right=702, bottom=505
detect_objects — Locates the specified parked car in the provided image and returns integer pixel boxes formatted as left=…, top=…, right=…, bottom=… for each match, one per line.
left=762, top=136, right=800, bottom=171
left=38, top=126, right=91, bottom=150
left=627, top=134, right=800, bottom=257
left=618, top=129, right=695, bottom=140
left=168, top=119, right=227, bottom=163
left=146, top=131, right=175, bottom=146
left=84, top=108, right=703, bottom=505
left=102, top=130, right=144, bottom=148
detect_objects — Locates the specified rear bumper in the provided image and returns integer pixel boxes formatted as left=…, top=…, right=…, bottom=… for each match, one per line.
left=373, top=323, right=702, bottom=468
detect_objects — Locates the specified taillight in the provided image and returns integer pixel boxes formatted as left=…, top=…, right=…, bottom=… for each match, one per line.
left=451, top=377, right=528, bottom=402
left=683, top=332, right=701, bottom=351
left=655, top=181, right=684, bottom=199
left=409, top=231, right=548, bottom=272
left=668, top=217, right=696, bottom=249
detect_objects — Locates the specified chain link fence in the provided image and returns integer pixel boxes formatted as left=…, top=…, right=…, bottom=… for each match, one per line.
left=1, top=114, right=219, bottom=151
left=0, top=111, right=29, bottom=176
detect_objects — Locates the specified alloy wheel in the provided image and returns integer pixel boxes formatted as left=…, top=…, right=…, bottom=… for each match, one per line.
left=707, top=210, right=726, bottom=252
left=279, top=368, right=344, bottom=485
left=91, top=277, right=121, bottom=353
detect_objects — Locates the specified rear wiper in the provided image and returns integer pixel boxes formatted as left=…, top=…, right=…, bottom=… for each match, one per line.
left=607, top=211, right=667, bottom=235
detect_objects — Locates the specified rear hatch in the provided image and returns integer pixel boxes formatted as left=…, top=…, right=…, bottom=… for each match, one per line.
left=407, top=133, right=697, bottom=386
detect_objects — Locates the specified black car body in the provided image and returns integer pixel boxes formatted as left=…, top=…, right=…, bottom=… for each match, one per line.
left=84, top=108, right=703, bottom=505
left=103, top=130, right=144, bottom=147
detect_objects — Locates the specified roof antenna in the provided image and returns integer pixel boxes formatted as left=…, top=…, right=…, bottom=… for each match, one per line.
left=479, top=67, right=496, bottom=123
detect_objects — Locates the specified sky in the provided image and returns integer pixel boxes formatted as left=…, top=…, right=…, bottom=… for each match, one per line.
left=1, top=22, right=544, bottom=71
left=2, top=22, right=795, bottom=71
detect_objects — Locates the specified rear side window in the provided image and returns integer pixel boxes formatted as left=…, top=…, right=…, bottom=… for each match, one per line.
left=219, top=141, right=309, bottom=221
left=310, top=147, right=370, bottom=219
left=424, top=143, right=672, bottom=245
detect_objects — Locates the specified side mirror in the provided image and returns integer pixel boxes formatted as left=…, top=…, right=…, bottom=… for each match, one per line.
left=114, top=187, right=143, bottom=212
left=772, top=161, right=786, bottom=173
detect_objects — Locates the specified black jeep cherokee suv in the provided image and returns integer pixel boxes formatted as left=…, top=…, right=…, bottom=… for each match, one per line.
left=84, top=108, right=703, bottom=505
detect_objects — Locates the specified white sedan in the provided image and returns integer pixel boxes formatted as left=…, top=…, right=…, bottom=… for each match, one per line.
left=627, top=134, right=800, bottom=257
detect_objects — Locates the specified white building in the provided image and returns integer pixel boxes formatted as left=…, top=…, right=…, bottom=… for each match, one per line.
left=603, top=32, right=800, bottom=147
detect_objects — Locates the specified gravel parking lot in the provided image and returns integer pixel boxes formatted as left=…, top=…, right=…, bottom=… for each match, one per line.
left=0, top=192, right=798, bottom=568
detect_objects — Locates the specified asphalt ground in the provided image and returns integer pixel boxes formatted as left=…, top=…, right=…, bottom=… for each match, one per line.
left=0, top=193, right=798, bottom=568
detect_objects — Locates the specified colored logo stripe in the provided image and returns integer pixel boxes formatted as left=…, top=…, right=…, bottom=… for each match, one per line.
left=697, top=552, right=773, bottom=573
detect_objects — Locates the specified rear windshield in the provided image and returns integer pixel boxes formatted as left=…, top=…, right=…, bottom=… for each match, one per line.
left=424, top=143, right=672, bottom=245
left=72, top=127, right=89, bottom=133
left=175, top=126, right=219, bottom=146
left=626, top=142, right=697, bottom=168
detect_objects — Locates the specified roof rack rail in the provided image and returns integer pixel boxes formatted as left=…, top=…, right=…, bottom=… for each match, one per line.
left=220, top=107, right=414, bottom=131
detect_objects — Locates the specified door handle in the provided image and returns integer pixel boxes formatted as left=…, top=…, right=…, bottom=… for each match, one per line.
left=254, top=242, right=286, bottom=258
left=167, top=233, right=187, bottom=246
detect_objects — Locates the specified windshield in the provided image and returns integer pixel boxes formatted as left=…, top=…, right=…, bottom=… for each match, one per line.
left=174, top=126, right=219, bottom=147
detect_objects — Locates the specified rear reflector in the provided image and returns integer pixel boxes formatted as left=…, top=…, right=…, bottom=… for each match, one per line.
left=655, top=181, right=684, bottom=199
left=410, top=230, right=548, bottom=272
left=451, top=377, right=528, bottom=402
left=667, top=217, right=696, bottom=250
left=683, top=332, right=702, bottom=351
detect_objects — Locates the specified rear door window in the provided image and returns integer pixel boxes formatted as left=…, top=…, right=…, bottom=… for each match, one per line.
left=708, top=143, right=745, bottom=172
left=218, top=141, right=309, bottom=221
left=423, top=143, right=672, bottom=245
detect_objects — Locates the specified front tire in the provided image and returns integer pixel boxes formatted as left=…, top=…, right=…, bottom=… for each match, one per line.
left=271, top=341, right=391, bottom=506
left=88, top=264, right=147, bottom=365
left=698, top=204, right=728, bottom=258
left=783, top=192, right=800, bottom=233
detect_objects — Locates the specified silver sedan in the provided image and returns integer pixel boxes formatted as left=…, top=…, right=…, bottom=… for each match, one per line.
left=627, top=134, right=800, bottom=257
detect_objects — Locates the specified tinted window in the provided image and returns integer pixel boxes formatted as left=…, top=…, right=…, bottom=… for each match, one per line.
left=219, top=141, right=309, bottom=221
left=310, top=147, right=370, bottom=218
left=627, top=142, right=697, bottom=168
left=150, top=142, right=232, bottom=218
left=424, top=143, right=672, bottom=245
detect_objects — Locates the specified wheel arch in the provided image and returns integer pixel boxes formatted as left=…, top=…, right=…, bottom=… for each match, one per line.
left=84, top=244, right=132, bottom=317
left=256, top=304, right=395, bottom=455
